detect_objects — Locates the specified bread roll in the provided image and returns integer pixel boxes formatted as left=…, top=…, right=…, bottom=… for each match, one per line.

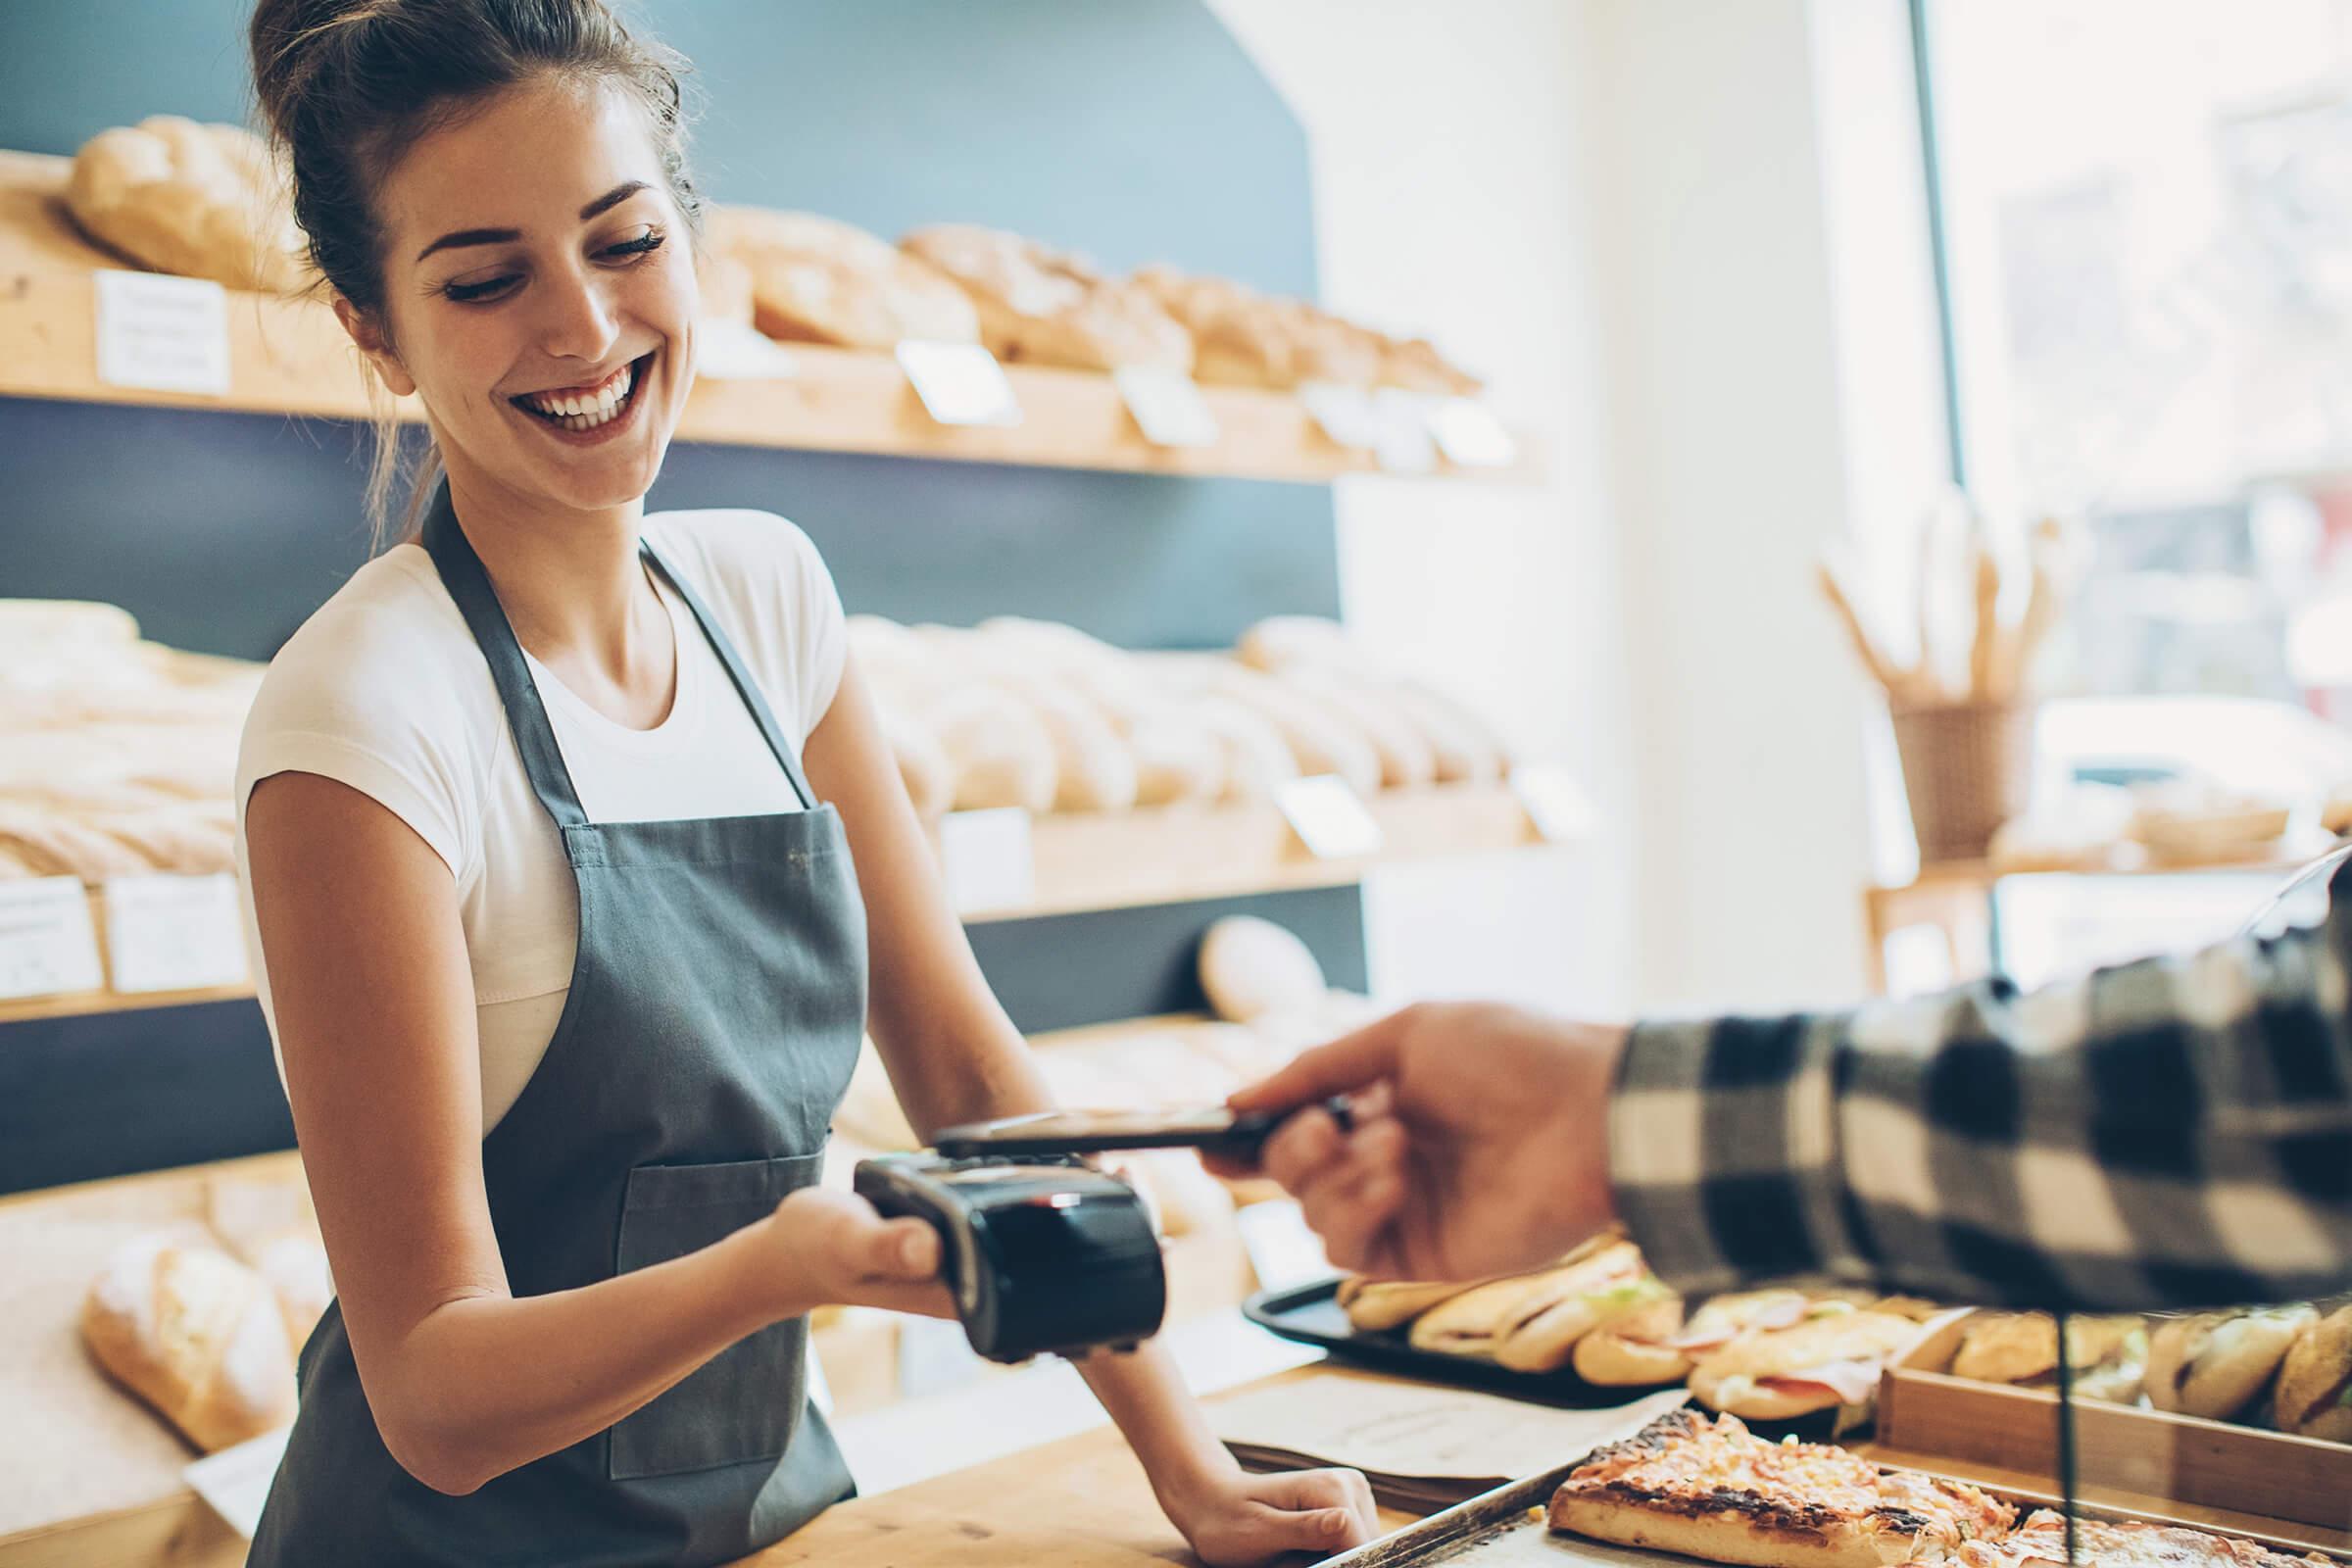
left=2145, top=1305, right=2317, bottom=1421
left=1688, top=1310, right=1921, bottom=1421
left=902, top=224, right=1194, bottom=373
left=1186, top=696, right=1300, bottom=804
left=67, top=117, right=306, bottom=293
left=1950, top=1312, right=2142, bottom=1387
left=1571, top=1294, right=1690, bottom=1387
left=2275, top=1303, right=2352, bottom=1443
left=1193, top=664, right=1381, bottom=799
left=920, top=687, right=1057, bottom=813
left=1198, top=915, right=1326, bottom=1025
left=876, top=711, right=950, bottom=820
left=1337, top=1277, right=1476, bottom=1333
left=1274, top=667, right=1436, bottom=790
left=713, top=207, right=979, bottom=349
left=1492, top=1242, right=1654, bottom=1372
left=82, top=1237, right=298, bottom=1452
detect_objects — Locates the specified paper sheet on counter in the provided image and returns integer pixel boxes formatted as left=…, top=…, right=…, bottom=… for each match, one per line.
left=1212, top=1371, right=1688, bottom=1510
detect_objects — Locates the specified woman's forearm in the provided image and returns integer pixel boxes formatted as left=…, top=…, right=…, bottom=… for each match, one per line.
left=373, top=1221, right=789, bottom=1494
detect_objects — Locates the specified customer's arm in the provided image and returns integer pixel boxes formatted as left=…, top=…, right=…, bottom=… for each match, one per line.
left=1234, top=863, right=2352, bottom=1311
left=1615, top=871, right=2352, bottom=1310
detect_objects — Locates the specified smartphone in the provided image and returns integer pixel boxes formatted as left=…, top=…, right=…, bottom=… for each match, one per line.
left=929, top=1099, right=1350, bottom=1161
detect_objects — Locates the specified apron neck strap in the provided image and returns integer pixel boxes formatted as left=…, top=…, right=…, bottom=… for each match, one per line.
left=419, top=485, right=823, bottom=822
left=639, top=538, right=817, bottom=811
left=419, top=483, right=590, bottom=830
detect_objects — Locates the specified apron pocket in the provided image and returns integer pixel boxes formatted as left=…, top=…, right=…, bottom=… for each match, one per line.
left=608, top=1150, right=825, bottom=1481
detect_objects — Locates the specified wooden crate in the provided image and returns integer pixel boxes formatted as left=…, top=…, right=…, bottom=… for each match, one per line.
left=1878, top=1309, right=2352, bottom=1535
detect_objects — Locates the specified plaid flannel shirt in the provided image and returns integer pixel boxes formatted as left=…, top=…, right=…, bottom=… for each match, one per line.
left=1608, top=858, right=2352, bottom=1311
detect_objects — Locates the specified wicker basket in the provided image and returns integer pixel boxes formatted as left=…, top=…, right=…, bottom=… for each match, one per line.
left=1890, top=701, right=2035, bottom=863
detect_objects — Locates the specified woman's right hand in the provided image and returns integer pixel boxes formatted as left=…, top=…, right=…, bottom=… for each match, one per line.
left=756, top=1188, right=958, bottom=1321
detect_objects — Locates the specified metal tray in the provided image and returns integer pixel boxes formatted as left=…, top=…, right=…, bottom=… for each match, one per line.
left=1317, top=1451, right=2352, bottom=1568
left=1245, top=1278, right=1638, bottom=1408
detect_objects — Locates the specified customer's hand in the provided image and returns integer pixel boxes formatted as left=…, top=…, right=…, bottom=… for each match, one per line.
left=1222, top=1003, right=1627, bottom=1282
left=758, top=1188, right=957, bottom=1319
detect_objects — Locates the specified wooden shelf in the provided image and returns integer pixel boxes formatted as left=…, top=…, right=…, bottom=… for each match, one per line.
left=952, top=780, right=1548, bottom=922
left=0, top=784, right=1549, bottom=1025
left=0, top=150, right=1534, bottom=485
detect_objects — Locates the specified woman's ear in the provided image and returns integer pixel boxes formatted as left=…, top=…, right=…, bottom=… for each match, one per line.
left=333, top=295, right=417, bottom=398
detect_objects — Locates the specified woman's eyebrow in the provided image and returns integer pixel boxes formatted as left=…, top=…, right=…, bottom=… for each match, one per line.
left=415, top=183, right=652, bottom=262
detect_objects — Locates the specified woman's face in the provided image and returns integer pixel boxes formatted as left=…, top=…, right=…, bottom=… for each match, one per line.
left=355, top=75, right=699, bottom=516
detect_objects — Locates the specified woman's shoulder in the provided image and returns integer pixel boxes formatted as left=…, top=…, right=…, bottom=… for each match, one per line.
left=643, top=508, right=831, bottom=600
left=241, top=545, right=498, bottom=765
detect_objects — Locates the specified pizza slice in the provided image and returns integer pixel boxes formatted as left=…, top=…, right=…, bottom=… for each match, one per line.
left=1934, top=1510, right=2335, bottom=1568
left=1548, top=1408, right=2014, bottom=1568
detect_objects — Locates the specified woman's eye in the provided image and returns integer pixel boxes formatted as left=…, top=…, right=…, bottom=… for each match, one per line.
left=602, top=229, right=666, bottom=263
left=443, top=274, right=519, bottom=304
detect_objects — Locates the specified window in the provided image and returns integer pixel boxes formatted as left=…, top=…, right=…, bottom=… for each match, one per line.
left=1913, top=0, right=2352, bottom=981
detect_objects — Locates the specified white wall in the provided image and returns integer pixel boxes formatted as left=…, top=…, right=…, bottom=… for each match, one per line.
left=1592, top=0, right=1949, bottom=1013
left=1210, top=0, right=1638, bottom=1019
left=1211, top=0, right=1950, bottom=1020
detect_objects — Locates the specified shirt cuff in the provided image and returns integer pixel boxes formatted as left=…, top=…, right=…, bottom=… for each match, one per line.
left=1607, top=1011, right=1867, bottom=1296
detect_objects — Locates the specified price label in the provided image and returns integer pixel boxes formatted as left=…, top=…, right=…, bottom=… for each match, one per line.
left=104, top=873, right=251, bottom=993
left=94, top=270, right=231, bottom=395
left=184, top=1425, right=291, bottom=1540
left=1428, top=397, right=1519, bottom=467
left=1277, top=775, right=1385, bottom=860
left=937, top=808, right=1037, bottom=914
left=896, top=340, right=1023, bottom=427
left=1372, top=388, right=1440, bottom=474
left=0, top=877, right=105, bottom=1001
left=1512, top=761, right=1595, bottom=842
left=1298, top=380, right=1379, bottom=450
left=693, top=318, right=801, bottom=381
left=1113, top=366, right=1219, bottom=448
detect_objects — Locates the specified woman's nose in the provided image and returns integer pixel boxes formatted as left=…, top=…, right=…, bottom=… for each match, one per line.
left=535, top=269, right=620, bottom=366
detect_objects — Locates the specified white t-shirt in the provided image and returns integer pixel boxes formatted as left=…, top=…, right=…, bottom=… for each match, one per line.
left=234, top=510, right=849, bottom=1131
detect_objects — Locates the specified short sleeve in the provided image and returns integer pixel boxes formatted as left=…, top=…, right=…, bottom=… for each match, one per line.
left=233, top=552, right=487, bottom=886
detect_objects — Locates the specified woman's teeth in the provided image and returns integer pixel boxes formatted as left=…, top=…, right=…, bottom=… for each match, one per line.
left=516, top=360, right=638, bottom=430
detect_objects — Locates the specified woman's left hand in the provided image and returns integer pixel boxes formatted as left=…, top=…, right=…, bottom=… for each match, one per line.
left=1160, top=1458, right=1380, bottom=1565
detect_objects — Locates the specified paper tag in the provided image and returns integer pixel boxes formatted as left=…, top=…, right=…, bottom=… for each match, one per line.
left=1511, top=762, right=1595, bottom=842
left=1114, top=366, right=1219, bottom=448
left=94, top=270, right=231, bottom=395
left=897, top=340, right=1023, bottom=427
left=937, top=808, right=1037, bottom=914
left=1234, top=1200, right=1334, bottom=1292
left=183, top=1424, right=290, bottom=1540
left=694, top=318, right=801, bottom=381
left=1277, top=775, right=1386, bottom=860
left=1372, top=388, right=1440, bottom=474
left=0, top=876, right=105, bottom=1001
left=1428, top=397, right=1519, bottom=467
left=104, top=873, right=251, bottom=993
left=1298, top=380, right=1380, bottom=450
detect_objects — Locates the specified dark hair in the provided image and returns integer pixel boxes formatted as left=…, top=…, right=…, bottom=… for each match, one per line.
left=248, top=0, right=702, bottom=531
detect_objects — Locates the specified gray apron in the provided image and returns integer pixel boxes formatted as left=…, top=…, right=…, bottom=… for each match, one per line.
left=249, top=485, right=863, bottom=1566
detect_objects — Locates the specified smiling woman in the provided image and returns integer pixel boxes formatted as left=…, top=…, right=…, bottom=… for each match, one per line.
left=227, top=3, right=1376, bottom=1565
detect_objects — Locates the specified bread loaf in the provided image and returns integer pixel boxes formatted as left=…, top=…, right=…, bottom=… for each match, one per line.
left=713, top=207, right=979, bottom=349
left=1198, top=915, right=1327, bottom=1024
left=880, top=710, right=955, bottom=820
left=902, top=224, right=1193, bottom=373
left=67, top=117, right=306, bottom=293
left=82, top=1236, right=298, bottom=1452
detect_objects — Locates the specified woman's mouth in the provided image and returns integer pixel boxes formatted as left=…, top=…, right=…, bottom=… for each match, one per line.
left=510, top=353, right=653, bottom=437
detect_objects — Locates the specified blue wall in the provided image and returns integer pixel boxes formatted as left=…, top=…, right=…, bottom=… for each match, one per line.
left=0, top=0, right=1363, bottom=1189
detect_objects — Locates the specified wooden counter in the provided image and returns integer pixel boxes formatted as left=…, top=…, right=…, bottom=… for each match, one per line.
left=740, top=1365, right=1425, bottom=1567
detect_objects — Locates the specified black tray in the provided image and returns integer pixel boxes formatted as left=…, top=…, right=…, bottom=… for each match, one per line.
left=1244, top=1276, right=1640, bottom=1408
